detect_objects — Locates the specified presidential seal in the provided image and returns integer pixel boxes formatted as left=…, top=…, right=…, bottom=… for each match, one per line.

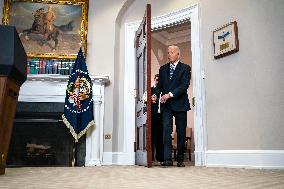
left=67, top=75, right=91, bottom=111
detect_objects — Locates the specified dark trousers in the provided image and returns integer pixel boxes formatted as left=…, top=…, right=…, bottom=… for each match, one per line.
left=151, top=111, right=164, bottom=162
left=162, top=107, right=187, bottom=162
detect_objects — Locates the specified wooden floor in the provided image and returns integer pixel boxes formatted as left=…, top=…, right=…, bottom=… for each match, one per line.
left=0, top=164, right=284, bottom=189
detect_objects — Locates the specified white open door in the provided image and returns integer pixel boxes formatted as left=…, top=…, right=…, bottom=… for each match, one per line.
left=135, top=4, right=152, bottom=167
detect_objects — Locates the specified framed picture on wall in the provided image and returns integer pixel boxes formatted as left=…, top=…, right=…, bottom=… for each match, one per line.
left=213, top=21, right=239, bottom=59
left=2, top=0, right=89, bottom=59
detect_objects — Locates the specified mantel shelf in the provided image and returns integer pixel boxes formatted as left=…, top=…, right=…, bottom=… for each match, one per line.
left=27, top=74, right=110, bottom=84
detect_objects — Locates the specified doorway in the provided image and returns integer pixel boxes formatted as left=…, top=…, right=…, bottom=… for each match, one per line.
left=151, top=21, right=194, bottom=165
left=124, top=4, right=205, bottom=166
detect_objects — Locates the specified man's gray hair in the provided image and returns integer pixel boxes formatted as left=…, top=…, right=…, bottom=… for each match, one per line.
left=168, top=45, right=181, bottom=55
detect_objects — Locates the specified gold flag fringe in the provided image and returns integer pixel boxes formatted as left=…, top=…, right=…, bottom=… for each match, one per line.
left=62, top=114, right=95, bottom=142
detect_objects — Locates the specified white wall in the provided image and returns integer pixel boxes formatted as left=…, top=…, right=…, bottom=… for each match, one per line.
left=150, top=49, right=160, bottom=87
left=201, top=0, right=284, bottom=150
left=120, top=0, right=284, bottom=153
left=86, top=0, right=127, bottom=152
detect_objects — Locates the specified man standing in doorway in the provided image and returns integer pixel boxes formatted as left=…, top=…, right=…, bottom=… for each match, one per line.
left=158, top=45, right=191, bottom=167
left=151, top=74, right=164, bottom=164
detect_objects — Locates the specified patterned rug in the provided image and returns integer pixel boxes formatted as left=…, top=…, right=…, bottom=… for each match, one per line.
left=0, top=165, right=284, bottom=189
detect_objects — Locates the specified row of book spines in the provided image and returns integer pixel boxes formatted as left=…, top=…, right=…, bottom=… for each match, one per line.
left=27, top=59, right=76, bottom=75
left=28, top=66, right=73, bottom=75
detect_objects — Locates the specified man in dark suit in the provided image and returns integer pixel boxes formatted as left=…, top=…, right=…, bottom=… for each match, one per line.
left=158, top=45, right=191, bottom=167
left=151, top=74, right=164, bottom=163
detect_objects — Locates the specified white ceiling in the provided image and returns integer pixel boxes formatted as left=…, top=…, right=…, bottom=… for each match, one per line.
left=152, top=22, right=191, bottom=45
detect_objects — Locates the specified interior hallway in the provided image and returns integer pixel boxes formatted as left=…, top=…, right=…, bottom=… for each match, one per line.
left=0, top=166, right=283, bottom=189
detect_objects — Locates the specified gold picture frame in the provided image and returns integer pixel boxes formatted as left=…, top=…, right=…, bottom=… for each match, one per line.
left=2, top=0, right=89, bottom=59
left=213, top=21, right=239, bottom=59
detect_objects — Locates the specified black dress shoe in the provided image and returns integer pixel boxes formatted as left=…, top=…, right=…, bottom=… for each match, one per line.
left=161, top=161, right=173, bottom=166
left=177, top=162, right=185, bottom=167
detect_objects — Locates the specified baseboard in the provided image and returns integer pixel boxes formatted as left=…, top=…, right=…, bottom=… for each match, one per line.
left=101, top=152, right=113, bottom=165
left=85, top=159, right=102, bottom=166
left=206, top=150, right=284, bottom=169
left=102, top=152, right=195, bottom=165
left=102, top=152, right=135, bottom=165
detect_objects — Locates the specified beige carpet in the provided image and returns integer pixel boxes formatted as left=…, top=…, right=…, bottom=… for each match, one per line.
left=0, top=165, right=284, bottom=189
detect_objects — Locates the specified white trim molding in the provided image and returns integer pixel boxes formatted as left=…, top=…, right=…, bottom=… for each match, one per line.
left=19, top=75, right=109, bottom=102
left=124, top=4, right=205, bottom=166
left=85, top=78, right=108, bottom=166
left=206, top=150, right=284, bottom=169
left=102, top=152, right=135, bottom=165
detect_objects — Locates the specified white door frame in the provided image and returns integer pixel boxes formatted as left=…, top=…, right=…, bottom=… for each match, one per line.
left=124, top=4, right=206, bottom=166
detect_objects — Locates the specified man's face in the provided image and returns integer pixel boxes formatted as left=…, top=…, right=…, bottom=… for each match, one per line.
left=167, top=46, right=179, bottom=63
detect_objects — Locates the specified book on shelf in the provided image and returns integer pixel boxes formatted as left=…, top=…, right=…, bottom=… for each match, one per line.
left=27, top=58, right=76, bottom=75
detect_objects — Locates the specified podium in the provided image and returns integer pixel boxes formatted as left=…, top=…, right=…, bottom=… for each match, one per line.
left=0, top=25, right=27, bottom=174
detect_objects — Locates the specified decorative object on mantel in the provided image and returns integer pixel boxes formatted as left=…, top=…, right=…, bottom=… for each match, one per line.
left=213, top=21, right=239, bottom=59
left=62, top=48, right=95, bottom=142
left=2, top=0, right=89, bottom=59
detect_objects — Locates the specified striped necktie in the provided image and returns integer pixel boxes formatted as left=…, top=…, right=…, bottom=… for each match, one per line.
left=169, top=63, right=175, bottom=80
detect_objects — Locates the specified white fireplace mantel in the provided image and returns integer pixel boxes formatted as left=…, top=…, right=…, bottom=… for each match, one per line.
left=18, top=74, right=109, bottom=166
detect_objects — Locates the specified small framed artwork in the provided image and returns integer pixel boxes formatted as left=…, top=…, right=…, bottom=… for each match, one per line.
left=213, top=21, right=239, bottom=59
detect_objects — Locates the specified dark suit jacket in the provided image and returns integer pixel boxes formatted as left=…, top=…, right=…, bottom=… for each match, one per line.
left=158, top=61, right=191, bottom=112
left=151, top=86, right=160, bottom=113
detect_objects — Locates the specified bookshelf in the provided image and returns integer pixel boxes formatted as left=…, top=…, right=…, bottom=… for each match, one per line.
left=27, top=58, right=76, bottom=75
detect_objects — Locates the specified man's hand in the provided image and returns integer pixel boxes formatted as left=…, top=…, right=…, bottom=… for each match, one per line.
left=160, top=93, right=171, bottom=103
left=151, top=94, right=157, bottom=103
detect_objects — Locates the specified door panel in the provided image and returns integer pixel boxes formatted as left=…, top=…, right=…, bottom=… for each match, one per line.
left=135, top=4, right=152, bottom=167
